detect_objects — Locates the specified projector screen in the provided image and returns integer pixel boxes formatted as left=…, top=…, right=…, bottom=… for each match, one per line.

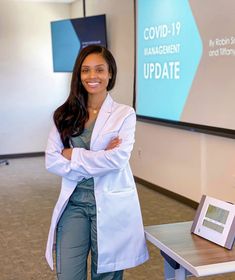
left=135, top=0, right=235, bottom=138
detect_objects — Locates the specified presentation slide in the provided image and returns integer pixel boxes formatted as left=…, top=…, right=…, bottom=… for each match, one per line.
left=51, top=15, right=107, bottom=72
left=135, top=0, right=235, bottom=134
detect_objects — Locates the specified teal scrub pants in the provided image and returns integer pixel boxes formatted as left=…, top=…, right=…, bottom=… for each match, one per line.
left=56, top=186, right=123, bottom=280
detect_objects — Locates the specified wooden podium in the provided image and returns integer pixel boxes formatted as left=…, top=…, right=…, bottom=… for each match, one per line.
left=145, top=221, right=235, bottom=280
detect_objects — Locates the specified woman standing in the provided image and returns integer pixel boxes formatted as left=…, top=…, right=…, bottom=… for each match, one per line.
left=45, top=45, right=149, bottom=280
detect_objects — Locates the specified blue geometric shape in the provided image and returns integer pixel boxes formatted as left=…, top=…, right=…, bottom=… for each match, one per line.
left=136, top=0, right=203, bottom=121
left=51, top=19, right=81, bottom=72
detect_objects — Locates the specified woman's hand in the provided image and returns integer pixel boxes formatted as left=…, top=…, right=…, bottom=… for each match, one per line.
left=61, top=148, right=73, bottom=160
left=105, top=137, right=122, bottom=150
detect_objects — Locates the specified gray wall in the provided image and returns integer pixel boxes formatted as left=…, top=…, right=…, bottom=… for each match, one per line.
left=0, top=1, right=72, bottom=154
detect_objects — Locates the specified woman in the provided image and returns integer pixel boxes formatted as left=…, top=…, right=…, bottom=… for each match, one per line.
left=45, top=45, right=149, bottom=279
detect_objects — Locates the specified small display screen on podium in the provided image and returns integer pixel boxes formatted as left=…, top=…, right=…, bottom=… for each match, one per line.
left=191, top=195, right=235, bottom=249
left=203, top=205, right=229, bottom=234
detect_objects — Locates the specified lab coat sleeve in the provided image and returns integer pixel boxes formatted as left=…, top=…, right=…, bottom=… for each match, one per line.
left=45, top=124, right=88, bottom=181
left=70, top=110, right=136, bottom=177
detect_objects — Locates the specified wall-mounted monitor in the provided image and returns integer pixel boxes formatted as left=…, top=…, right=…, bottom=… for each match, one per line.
left=134, top=0, right=235, bottom=139
left=51, top=14, right=107, bottom=72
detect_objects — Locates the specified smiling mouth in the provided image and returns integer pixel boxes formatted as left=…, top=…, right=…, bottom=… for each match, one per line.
left=87, top=82, right=100, bottom=87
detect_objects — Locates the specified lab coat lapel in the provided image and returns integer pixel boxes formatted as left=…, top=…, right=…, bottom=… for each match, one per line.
left=90, top=94, right=113, bottom=148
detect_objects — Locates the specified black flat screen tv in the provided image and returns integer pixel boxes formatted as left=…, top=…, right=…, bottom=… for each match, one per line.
left=134, top=0, right=235, bottom=139
left=51, top=14, right=107, bottom=72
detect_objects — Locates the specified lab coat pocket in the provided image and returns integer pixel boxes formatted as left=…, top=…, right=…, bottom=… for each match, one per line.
left=107, top=186, right=135, bottom=195
left=100, top=187, right=138, bottom=229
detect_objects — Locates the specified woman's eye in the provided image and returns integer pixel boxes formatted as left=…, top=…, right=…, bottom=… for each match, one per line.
left=81, top=69, right=89, bottom=73
left=96, top=68, right=104, bottom=73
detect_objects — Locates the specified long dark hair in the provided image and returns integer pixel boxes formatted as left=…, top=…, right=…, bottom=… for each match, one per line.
left=53, top=45, right=117, bottom=147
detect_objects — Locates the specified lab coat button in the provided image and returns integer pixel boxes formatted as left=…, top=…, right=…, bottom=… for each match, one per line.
left=98, top=208, right=101, bottom=212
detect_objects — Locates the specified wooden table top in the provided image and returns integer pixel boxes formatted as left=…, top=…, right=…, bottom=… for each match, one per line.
left=145, top=221, right=235, bottom=277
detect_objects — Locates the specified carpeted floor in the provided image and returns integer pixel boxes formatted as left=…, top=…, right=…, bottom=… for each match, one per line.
left=0, top=157, right=234, bottom=279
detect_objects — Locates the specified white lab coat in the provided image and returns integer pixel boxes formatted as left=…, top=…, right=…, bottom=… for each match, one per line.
left=45, top=94, right=149, bottom=273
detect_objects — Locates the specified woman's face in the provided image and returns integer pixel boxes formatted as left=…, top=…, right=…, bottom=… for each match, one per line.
left=80, top=53, right=111, bottom=96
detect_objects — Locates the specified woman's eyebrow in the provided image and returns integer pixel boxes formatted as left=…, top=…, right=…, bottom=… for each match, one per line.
left=81, top=64, right=106, bottom=68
